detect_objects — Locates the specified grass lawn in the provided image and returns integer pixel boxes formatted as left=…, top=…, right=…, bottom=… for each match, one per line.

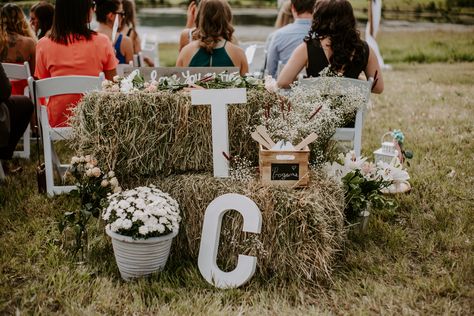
left=1, top=31, right=474, bottom=314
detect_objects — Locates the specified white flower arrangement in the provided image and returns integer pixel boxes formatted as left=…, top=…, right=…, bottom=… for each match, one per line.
left=323, top=151, right=410, bottom=185
left=323, top=151, right=410, bottom=220
left=259, top=79, right=366, bottom=164
left=101, top=71, right=264, bottom=93
left=103, top=185, right=181, bottom=239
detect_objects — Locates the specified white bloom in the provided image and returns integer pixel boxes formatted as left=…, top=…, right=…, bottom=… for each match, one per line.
left=101, top=179, right=109, bottom=187
left=113, top=186, right=122, bottom=193
left=91, top=167, right=101, bottom=177
left=120, top=79, right=133, bottom=93
left=85, top=169, right=93, bottom=177
left=71, top=156, right=80, bottom=164
left=139, top=225, right=149, bottom=236
left=108, top=171, right=115, bottom=178
left=110, top=177, right=119, bottom=187
left=84, top=155, right=91, bottom=163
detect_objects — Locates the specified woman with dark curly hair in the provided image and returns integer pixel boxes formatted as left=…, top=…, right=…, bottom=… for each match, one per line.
left=176, top=0, right=248, bottom=75
left=277, top=0, right=383, bottom=93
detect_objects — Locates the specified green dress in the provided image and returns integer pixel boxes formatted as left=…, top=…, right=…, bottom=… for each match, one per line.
left=189, top=41, right=234, bottom=67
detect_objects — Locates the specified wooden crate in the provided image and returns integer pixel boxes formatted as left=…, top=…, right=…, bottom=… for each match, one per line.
left=258, top=144, right=310, bottom=187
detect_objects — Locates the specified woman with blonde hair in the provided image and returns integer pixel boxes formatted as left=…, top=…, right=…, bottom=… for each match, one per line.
left=0, top=3, right=36, bottom=95
left=176, top=0, right=248, bottom=76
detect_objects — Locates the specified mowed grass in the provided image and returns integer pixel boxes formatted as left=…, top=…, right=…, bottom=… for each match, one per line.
left=1, top=35, right=474, bottom=314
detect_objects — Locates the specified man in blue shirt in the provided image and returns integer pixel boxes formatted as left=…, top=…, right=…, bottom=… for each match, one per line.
left=266, top=0, right=315, bottom=78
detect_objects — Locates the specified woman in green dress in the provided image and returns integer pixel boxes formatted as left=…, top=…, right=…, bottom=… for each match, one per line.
left=176, top=0, right=248, bottom=76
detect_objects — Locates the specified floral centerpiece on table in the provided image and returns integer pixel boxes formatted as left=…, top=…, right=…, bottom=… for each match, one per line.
left=102, top=185, right=181, bottom=239
left=324, top=151, right=410, bottom=223
left=59, top=155, right=121, bottom=257
left=101, top=70, right=264, bottom=93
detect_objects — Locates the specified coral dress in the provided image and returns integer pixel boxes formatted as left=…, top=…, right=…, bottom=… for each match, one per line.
left=35, top=33, right=117, bottom=127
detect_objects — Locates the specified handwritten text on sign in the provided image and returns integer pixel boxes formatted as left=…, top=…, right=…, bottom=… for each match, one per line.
left=271, top=163, right=299, bottom=180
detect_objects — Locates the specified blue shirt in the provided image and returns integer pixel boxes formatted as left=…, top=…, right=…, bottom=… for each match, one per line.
left=265, top=19, right=312, bottom=78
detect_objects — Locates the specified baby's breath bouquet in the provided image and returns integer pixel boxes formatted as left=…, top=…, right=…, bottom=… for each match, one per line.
left=102, top=185, right=181, bottom=239
left=260, top=78, right=366, bottom=164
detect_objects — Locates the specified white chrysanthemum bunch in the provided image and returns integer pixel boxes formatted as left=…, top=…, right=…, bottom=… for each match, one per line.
left=229, top=156, right=255, bottom=182
left=103, top=185, right=181, bottom=239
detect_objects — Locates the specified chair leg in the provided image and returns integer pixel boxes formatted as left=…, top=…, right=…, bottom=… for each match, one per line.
left=40, top=108, right=55, bottom=197
left=0, top=161, right=5, bottom=181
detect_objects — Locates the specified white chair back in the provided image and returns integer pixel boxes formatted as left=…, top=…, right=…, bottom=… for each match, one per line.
left=117, top=61, right=134, bottom=76
left=298, top=76, right=373, bottom=156
left=141, top=33, right=160, bottom=67
left=2, top=61, right=32, bottom=159
left=242, top=42, right=266, bottom=77
left=27, top=73, right=104, bottom=196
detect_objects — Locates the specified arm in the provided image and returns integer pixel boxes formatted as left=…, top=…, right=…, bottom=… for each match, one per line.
left=27, top=38, right=36, bottom=76
left=265, top=35, right=279, bottom=78
left=104, top=69, right=117, bottom=81
left=365, top=46, right=384, bottom=93
left=176, top=42, right=197, bottom=67
left=277, top=43, right=308, bottom=88
left=238, top=50, right=249, bottom=76
left=121, top=36, right=134, bottom=64
left=185, top=2, right=197, bottom=29
left=179, top=28, right=191, bottom=52
left=132, top=30, right=142, bottom=54
left=0, top=64, right=11, bottom=102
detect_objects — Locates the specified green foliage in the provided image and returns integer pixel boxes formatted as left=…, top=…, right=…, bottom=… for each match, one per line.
left=342, top=169, right=395, bottom=220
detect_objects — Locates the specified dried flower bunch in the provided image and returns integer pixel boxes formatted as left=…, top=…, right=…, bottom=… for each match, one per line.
left=59, top=155, right=121, bottom=256
left=259, top=77, right=367, bottom=163
left=101, top=70, right=264, bottom=93
left=103, top=185, right=181, bottom=239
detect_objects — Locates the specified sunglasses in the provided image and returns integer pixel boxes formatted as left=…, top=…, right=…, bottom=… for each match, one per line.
left=115, top=11, right=126, bottom=17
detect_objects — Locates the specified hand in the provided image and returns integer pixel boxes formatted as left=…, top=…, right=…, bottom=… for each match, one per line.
left=185, top=2, right=197, bottom=28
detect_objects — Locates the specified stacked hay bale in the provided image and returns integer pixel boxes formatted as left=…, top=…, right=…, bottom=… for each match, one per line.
left=72, top=89, right=346, bottom=285
left=71, top=90, right=279, bottom=177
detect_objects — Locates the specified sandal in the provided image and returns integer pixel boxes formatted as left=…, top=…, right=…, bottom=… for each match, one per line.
left=381, top=180, right=411, bottom=194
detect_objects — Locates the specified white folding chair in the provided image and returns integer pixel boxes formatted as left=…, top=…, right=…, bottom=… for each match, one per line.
left=2, top=61, right=32, bottom=159
left=116, top=61, right=134, bottom=76
left=141, top=33, right=160, bottom=67
left=298, top=77, right=373, bottom=157
left=243, top=42, right=266, bottom=77
left=27, top=74, right=104, bottom=196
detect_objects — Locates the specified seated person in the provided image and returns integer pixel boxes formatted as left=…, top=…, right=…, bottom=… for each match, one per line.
left=178, top=0, right=199, bottom=52
left=121, top=0, right=154, bottom=66
left=35, top=0, right=118, bottom=127
left=266, top=0, right=315, bottom=78
left=0, top=63, right=33, bottom=161
left=176, top=0, right=248, bottom=76
left=30, top=1, right=55, bottom=39
left=0, top=3, right=36, bottom=95
left=96, top=0, right=133, bottom=64
left=277, top=0, right=384, bottom=93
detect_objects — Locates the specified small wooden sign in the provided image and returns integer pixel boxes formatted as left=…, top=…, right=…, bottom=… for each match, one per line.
left=259, top=145, right=310, bottom=187
left=124, top=67, right=239, bottom=82
left=271, top=163, right=299, bottom=181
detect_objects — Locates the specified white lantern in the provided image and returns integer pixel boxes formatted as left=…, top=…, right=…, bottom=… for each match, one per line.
left=373, top=132, right=398, bottom=164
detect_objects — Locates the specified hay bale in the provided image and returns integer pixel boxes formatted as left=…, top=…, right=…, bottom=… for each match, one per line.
left=70, top=90, right=279, bottom=178
left=150, top=171, right=345, bottom=284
